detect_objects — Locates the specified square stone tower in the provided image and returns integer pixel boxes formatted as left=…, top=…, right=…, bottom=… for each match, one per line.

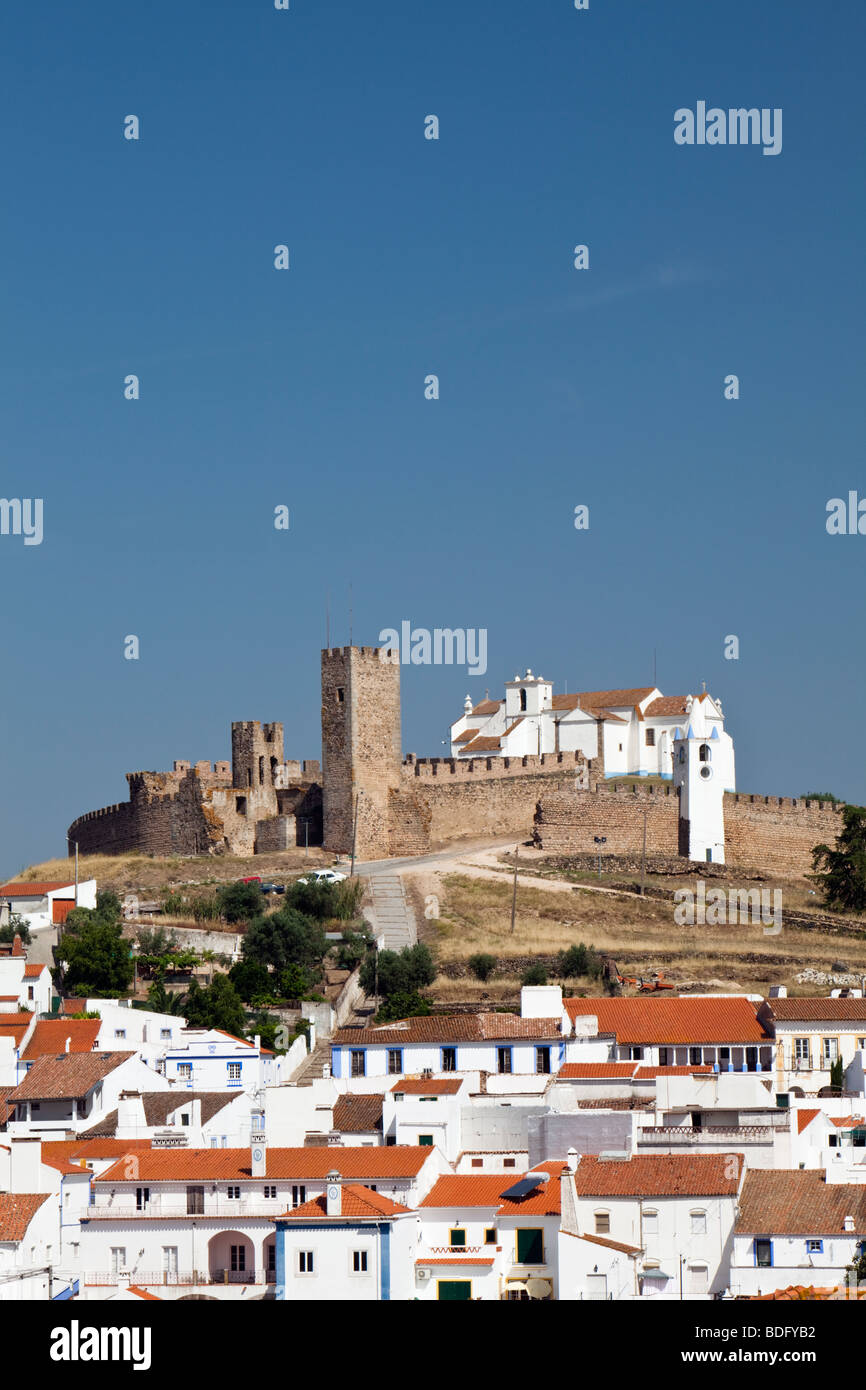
left=321, top=647, right=402, bottom=860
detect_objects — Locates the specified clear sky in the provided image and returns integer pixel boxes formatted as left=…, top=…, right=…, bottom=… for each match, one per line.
left=1, top=0, right=864, bottom=875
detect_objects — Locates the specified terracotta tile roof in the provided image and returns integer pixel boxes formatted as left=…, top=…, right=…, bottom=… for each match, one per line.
left=555, top=688, right=655, bottom=713
left=592, top=709, right=628, bottom=724
left=21, top=1020, right=101, bottom=1062
left=334, top=1014, right=562, bottom=1047
left=459, top=735, right=502, bottom=754
left=0, top=1014, right=36, bottom=1048
left=43, top=1138, right=154, bottom=1163
left=830, top=1115, right=866, bottom=1129
left=0, top=996, right=19, bottom=1002
left=453, top=729, right=477, bottom=743
left=471, top=700, right=501, bottom=716
left=97, top=1145, right=434, bottom=1184
left=574, top=1154, right=742, bottom=1197
left=564, top=996, right=767, bottom=1045
left=0, top=1191, right=51, bottom=1241
left=736, top=1170, right=866, bottom=1235
left=390, top=1079, right=463, bottom=1095
left=127, top=1286, right=161, bottom=1301
left=12, top=1051, right=135, bottom=1101
left=796, top=1108, right=822, bottom=1134
left=635, top=1065, right=715, bottom=1078
left=502, top=718, right=525, bottom=737
left=415, top=1257, right=496, bottom=1266
left=279, top=1184, right=412, bottom=1220
left=644, top=696, right=689, bottom=717
left=332, top=1093, right=384, bottom=1133
left=23, top=963, right=48, bottom=978
left=80, top=1091, right=239, bottom=1138
left=41, top=1153, right=88, bottom=1176
left=576, top=1098, right=654, bottom=1111
left=745, top=1284, right=857, bottom=1302
left=422, top=1163, right=566, bottom=1216
left=558, top=1064, right=638, bottom=1079
left=0, top=882, right=76, bottom=897
left=762, top=998, right=866, bottom=1023
left=0, top=1086, right=17, bottom=1122
left=562, top=1230, right=643, bottom=1256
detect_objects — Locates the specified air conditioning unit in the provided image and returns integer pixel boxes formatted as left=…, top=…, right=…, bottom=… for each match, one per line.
left=416, top=1267, right=431, bottom=1281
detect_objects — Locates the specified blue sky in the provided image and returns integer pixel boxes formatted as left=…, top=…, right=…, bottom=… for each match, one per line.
left=1, top=0, right=864, bottom=875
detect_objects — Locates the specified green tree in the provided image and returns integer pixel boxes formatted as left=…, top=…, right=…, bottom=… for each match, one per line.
left=801, top=792, right=840, bottom=804
left=812, top=805, right=866, bottom=912
left=228, top=958, right=274, bottom=1004
left=359, top=943, right=436, bottom=1000
left=95, top=889, right=122, bottom=922
left=242, top=906, right=326, bottom=972
left=0, top=915, right=31, bottom=945
left=145, top=980, right=187, bottom=1015
left=468, top=953, right=497, bottom=982
left=181, top=975, right=246, bottom=1035
left=277, top=963, right=312, bottom=1000
left=376, top=990, right=432, bottom=1024
left=217, top=881, right=264, bottom=924
left=830, top=1057, right=844, bottom=1091
left=557, top=943, right=603, bottom=980
left=285, top=877, right=363, bottom=922
left=522, top=963, right=548, bottom=987
left=60, top=917, right=134, bottom=995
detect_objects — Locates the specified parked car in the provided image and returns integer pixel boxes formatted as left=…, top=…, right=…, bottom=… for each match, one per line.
left=260, top=883, right=278, bottom=894
left=241, top=876, right=262, bottom=885
left=296, top=869, right=347, bottom=886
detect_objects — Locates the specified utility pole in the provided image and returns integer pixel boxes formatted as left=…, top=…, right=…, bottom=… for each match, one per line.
left=510, top=842, right=519, bottom=934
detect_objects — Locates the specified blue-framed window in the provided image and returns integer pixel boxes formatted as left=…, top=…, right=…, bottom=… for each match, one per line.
left=806, top=1239, right=823, bottom=1254
left=351, top=1050, right=366, bottom=1078
left=387, top=1048, right=403, bottom=1076
left=754, top=1238, right=773, bottom=1268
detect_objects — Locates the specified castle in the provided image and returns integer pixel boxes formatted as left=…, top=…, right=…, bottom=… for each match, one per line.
left=68, top=646, right=844, bottom=878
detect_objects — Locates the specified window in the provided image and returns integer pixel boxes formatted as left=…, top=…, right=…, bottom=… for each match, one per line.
left=450, top=1229, right=466, bottom=1249
left=227, top=1186, right=241, bottom=1200
left=337, top=688, right=345, bottom=703
left=643, top=1209, right=658, bottom=1235
left=484, top=1228, right=497, bottom=1245
left=110, top=1247, right=126, bottom=1276
left=497, top=1047, right=512, bottom=1075
left=503, top=1158, right=516, bottom=1169
left=755, top=1239, right=773, bottom=1268
left=594, top=1211, right=610, bottom=1235
left=114, top=1029, right=126, bottom=1039
left=27, top=986, right=34, bottom=1000
left=387, top=1049, right=403, bottom=1076
left=298, top=1251, right=314, bottom=1274
left=690, top=1210, right=707, bottom=1236
left=806, top=1240, right=823, bottom=1254
left=292, top=1185, right=306, bottom=1208
left=230, top=1244, right=246, bottom=1273
left=535, top=1046, right=551, bottom=1075
left=628, top=1046, right=644, bottom=1061
left=181, top=1113, right=190, bottom=1127
left=823, top=1038, right=839, bottom=1063
left=228, top=1063, right=242, bottom=1081
left=178, top=1063, right=192, bottom=1079
left=186, top=1186, right=204, bottom=1215
left=442, top=1046, right=457, bottom=1072
left=351, top=1050, right=366, bottom=1078
left=658, top=1047, right=670, bottom=1066
left=519, top=689, right=527, bottom=712
left=264, top=1185, right=277, bottom=1199
left=516, top=1228, right=544, bottom=1264
left=352, top=1250, right=368, bottom=1273
left=236, top=796, right=247, bottom=816
left=471, top=1158, right=483, bottom=1169
left=689, top=1047, right=702, bottom=1066
left=160, top=1028, right=171, bottom=1040
left=646, top=728, right=655, bottom=746
left=858, top=1039, right=866, bottom=1050
left=419, top=1135, right=433, bottom=1146
left=135, top=1187, right=150, bottom=1210
left=688, top=1264, right=708, bottom=1294
left=678, top=747, right=685, bottom=764
left=162, top=1246, right=178, bottom=1276
left=699, top=743, right=711, bottom=762
left=794, top=1038, right=811, bottom=1066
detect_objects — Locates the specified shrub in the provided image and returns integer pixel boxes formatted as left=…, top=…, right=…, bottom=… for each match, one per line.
left=335, top=931, right=371, bottom=971
left=376, top=990, right=432, bottom=1023
left=190, top=896, right=221, bottom=923
left=162, top=891, right=186, bottom=915
left=557, top=943, right=603, bottom=980
left=359, top=943, right=436, bottom=1000
left=521, top=963, right=548, bottom=987
left=0, top=915, right=31, bottom=945
left=228, top=958, right=274, bottom=1004
left=217, top=881, right=264, bottom=924
left=468, top=952, right=497, bottom=982
left=243, top=907, right=327, bottom=972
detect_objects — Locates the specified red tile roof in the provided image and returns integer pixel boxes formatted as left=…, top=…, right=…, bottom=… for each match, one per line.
left=332, top=1093, right=383, bottom=1134
left=41, top=1153, right=88, bottom=1176
left=453, top=730, right=477, bottom=744
left=0, top=1192, right=51, bottom=1241
left=736, top=1170, right=866, bottom=1235
left=391, top=1079, right=464, bottom=1095
left=280, top=1185, right=412, bottom=1220
left=415, top=1257, right=496, bottom=1266
left=573, top=1154, right=742, bottom=1197
left=97, top=1146, right=435, bottom=1184
left=644, top=696, right=688, bottom=717
left=796, top=1108, right=822, bottom=1134
left=0, top=882, right=76, bottom=897
left=23, top=963, right=48, bottom=978
left=12, top=1051, right=135, bottom=1101
left=762, top=998, right=866, bottom=1023
left=21, top=1019, right=101, bottom=1062
left=561, top=1230, right=643, bottom=1256
left=459, top=735, right=502, bottom=754
left=421, top=1163, right=567, bottom=1216
left=553, top=688, right=655, bottom=713
left=564, top=996, right=767, bottom=1045
left=333, top=1014, right=562, bottom=1046
left=43, top=1138, right=154, bottom=1164
left=0, top=1014, right=38, bottom=1048
left=471, top=700, right=501, bottom=716
left=557, top=1064, right=638, bottom=1079
left=127, top=1286, right=162, bottom=1301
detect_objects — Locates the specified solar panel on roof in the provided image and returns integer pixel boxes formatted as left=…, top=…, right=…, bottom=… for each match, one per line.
left=499, top=1174, right=546, bottom=1200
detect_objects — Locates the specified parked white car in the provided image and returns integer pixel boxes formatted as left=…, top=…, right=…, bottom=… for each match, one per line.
left=296, top=869, right=347, bottom=886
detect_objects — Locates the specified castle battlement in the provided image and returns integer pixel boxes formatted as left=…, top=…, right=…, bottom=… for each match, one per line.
left=402, top=751, right=588, bottom=782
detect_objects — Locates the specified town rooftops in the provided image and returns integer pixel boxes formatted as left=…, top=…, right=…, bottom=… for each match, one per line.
left=0, top=1014, right=36, bottom=1048
left=42, top=1138, right=155, bottom=1164
left=573, top=1153, right=743, bottom=1198
left=96, top=1145, right=436, bottom=1184
left=0, top=1192, right=52, bottom=1241
left=552, top=688, right=656, bottom=714
left=564, top=996, right=767, bottom=1045
left=21, top=1019, right=101, bottom=1062
left=557, top=1063, right=715, bottom=1080
left=332, top=1094, right=384, bottom=1134
left=643, top=696, right=689, bottom=717
left=736, top=1169, right=866, bottom=1235
left=421, top=1162, right=567, bottom=1216
left=23, top=963, right=49, bottom=978
left=11, top=1051, right=135, bottom=1102
left=0, top=881, right=76, bottom=898
left=332, top=1014, right=562, bottom=1047
left=470, top=700, right=502, bottom=717
left=80, top=1091, right=241, bottom=1138
left=796, top=1109, right=822, bottom=1134
left=459, top=736, right=502, bottom=754
left=760, top=997, right=866, bottom=1023
left=279, top=1185, right=412, bottom=1221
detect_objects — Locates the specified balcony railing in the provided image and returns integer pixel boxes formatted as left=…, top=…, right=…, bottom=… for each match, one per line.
left=85, top=1201, right=287, bottom=1220
left=84, top=1270, right=276, bottom=1287
left=639, top=1125, right=775, bottom=1144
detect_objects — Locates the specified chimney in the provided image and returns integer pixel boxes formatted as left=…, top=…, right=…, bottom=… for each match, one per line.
left=326, top=1170, right=342, bottom=1216
left=10, top=1137, right=42, bottom=1193
left=844, top=1215, right=855, bottom=1233
left=65, top=1036, right=71, bottom=1054
left=251, top=1132, right=267, bottom=1179
left=566, top=1148, right=579, bottom=1175
left=11, top=933, right=23, bottom=957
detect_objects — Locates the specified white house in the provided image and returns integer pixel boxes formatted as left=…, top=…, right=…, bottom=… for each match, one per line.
left=730, top=1168, right=866, bottom=1297
left=0, top=1135, right=92, bottom=1297
left=383, top=1078, right=466, bottom=1161
left=758, top=995, right=866, bottom=1093
left=7, top=1051, right=170, bottom=1136
left=0, top=1189, right=58, bottom=1300
left=59, top=999, right=187, bottom=1062
left=564, top=995, right=773, bottom=1072
left=449, top=676, right=735, bottom=787
left=0, top=939, right=52, bottom=1016
left=0, top=879, right=97, bottom=932
left=162, top=1029, right=282, bottom=1092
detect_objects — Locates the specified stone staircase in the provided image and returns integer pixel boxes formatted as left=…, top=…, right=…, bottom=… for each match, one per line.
left=361, top=873, right=417, bottom=952
left=293, top=1040, right=332, bottom=1087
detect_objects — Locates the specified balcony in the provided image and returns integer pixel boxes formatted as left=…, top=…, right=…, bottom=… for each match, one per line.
left=84, top=1270, right=276, bottom=1288
left=84, top=1201, right=286, bottom=1221
left=639, top=1125, right=776, bottom=1145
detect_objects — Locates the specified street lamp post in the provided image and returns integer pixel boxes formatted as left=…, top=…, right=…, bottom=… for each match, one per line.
left=593, top=836, right=607, bottom=880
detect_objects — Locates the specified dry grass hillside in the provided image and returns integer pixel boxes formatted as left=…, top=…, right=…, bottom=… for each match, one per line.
left=8, top=847, right=337, bottom=897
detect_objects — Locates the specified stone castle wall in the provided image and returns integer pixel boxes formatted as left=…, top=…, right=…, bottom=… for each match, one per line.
left=532, top=782, right=846, bottom=879
left=321, top=647, right=402, bottom=860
